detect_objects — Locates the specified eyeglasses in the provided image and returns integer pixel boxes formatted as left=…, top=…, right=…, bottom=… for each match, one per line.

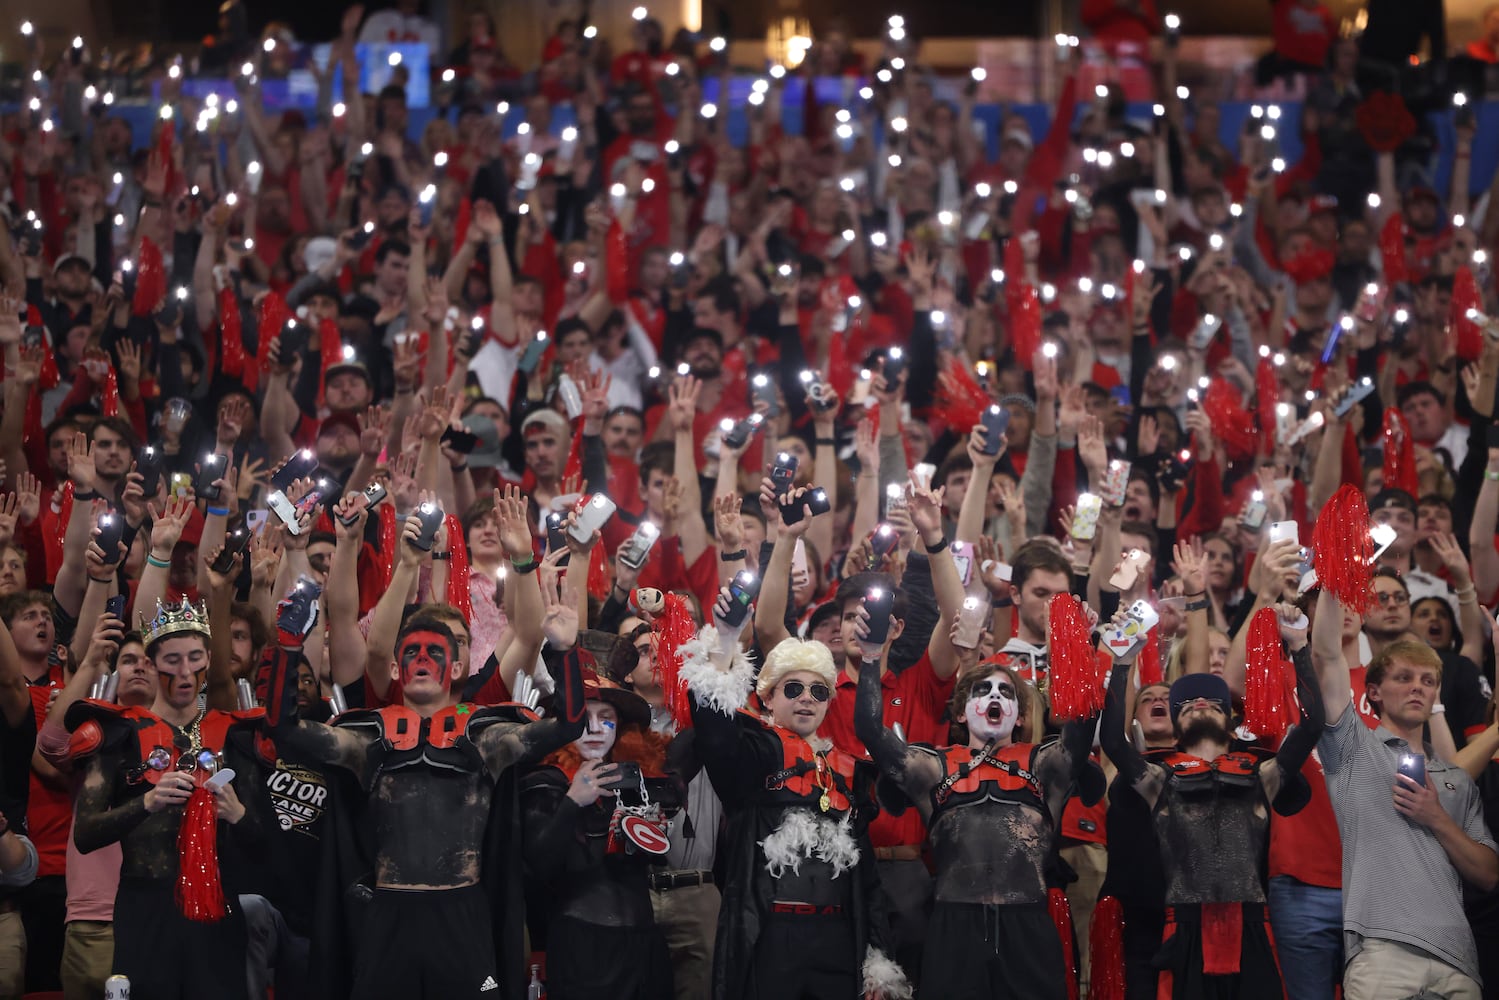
left=1373, top=590, right=1410, bottom=607
left=782, top=680, right=831, bottom=702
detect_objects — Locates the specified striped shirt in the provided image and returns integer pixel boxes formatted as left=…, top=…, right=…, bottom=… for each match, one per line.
left=1320, top=706, right=1497, bottom=984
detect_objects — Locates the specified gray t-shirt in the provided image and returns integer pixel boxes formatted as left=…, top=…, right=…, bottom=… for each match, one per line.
left=1320, top=705, right=1497, bottom=983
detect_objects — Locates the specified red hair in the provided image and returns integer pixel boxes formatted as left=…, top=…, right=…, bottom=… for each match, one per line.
left=542, top=726, right=670, bottom=780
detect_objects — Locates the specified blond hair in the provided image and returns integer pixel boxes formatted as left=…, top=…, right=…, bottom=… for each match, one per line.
left=756, top=637, right=838, bottom=703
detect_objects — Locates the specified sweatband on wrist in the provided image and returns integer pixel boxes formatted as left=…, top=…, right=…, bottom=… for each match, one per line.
left=720, top=549, right=747, bottom=562
left=206, top=506, right=230, bottom=517
left=146, top=554, right=170, bottom=569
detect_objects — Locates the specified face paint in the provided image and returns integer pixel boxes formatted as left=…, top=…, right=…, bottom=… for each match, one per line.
left=398, top=630, right=452, bottom=690
left=576, top=701, right=618, bottom=760
left=965, top=675, right=1019, bottom=743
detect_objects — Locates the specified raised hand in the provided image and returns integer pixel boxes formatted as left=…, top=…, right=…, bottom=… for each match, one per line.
left=714, top=493, right=744, bottom=553
left=908, top=480, right=947, bottom=542
left=668, top=375, right=701, bottom=434
left=332, top=493, right=368, bottom=539
left=1077, top=415, right=1108, bottom=478
left=148, top=494, right=196, bottom=555
left=115, top=338, right=143, bottom=383
left=359, top=405, right=390, bottom=458
left=0, top=494, right=18, bottom=549
left=540, top=566, right=579, bottom=650
left=65, top=432, right=97, bottom=492
left=1428, top=532, right=1474, bottom=586
left=0, top=296, right=21, bottom=346
left=217, top=394, right=250, bottom=447
left=1171, top=537, right=1207, bottom=595
left=250, top=526, right=284, bottom=590
left=492, top=485, right=534, bottom=560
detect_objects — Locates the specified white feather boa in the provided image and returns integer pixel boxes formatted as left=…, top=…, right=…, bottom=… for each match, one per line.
left=758, top=808, right=860, bottom=879
left=862, top=947, right=914, bottom=1000
left=677, top=626, right=754, bottom=716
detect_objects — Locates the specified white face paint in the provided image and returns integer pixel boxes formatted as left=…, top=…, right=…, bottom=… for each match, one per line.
left=964, top=674, right=1019, bottom=744
left=576, top=702, right=619, bottom=760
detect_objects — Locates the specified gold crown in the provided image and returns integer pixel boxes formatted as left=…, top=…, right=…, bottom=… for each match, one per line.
left=140, top=599, right=212, bottom=647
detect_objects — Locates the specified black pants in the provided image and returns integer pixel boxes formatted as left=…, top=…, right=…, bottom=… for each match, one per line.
left=113, top=877, right=250, bottom=1000
left=919, top=901, right=1068, bottom=1000
left=20, top=873, right=65, bottom=991
left=351, top=886, right=500, bottom=1000
left=747, top=911, right=857, bottom=1000
left=1124, top=905, right=1166, bottom=1000
left=544, top=914, right=672, bottom=1000
left=876, top=858, right=932, bottom=990
left=1156, top=902, right=1283, bottom=1000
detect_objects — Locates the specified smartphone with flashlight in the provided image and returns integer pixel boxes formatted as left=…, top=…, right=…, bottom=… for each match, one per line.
left=1103, top=599, right=1160, bottom=658
left=721, top=414, right=764, bottom=451
left=1334, top=377, right=1376, bottom=419
left=136, top=445, right=165, bottom=498
left=210, top=521, right=252, bottom=574
left=337, top=482, right=388, bottom=527
left=770, top=451, right=798, bottom=493
left=517, top=331, right=548, bottom=374
left=869, top=523, right=900, bottom=559
left=720, top=569, right=761, bottom=628
left=1397, top=752, right=1426, bottom=789
left=861, top=586, right=897, bottom=646
left=545, top=511, right=570, bottom=565
left=1241, top=493, right=1268, bottom=531
left=95, top=513, right=124, bottom=565
left=410, top=502, right=444, bottom=551
left=953, top=594, right=988, bottom=649
left=195, top=454, right=228, bottom=501
left=617, top=521, right=661, bottom=571
left=277, top=318, right=309, bottom=360
left=570, top=494, right=617, bottom=542
left=1268, top=520, right=1299, bottom=547
left=883, top=347, right=907, bottom=384
left=751, top=372, right=779, bottom=417
left=980, top=405, right=1010, bottom=455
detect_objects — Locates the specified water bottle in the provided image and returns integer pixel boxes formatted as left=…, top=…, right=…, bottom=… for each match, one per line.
left=527, top=964, right=545, bottom=999
left=104, top=974, right=130, bottom=999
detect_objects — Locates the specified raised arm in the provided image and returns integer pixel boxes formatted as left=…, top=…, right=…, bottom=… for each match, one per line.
left=1266, top=606, right=1325, bottom=811
left=668, top=376, right=711, bottom=565
left=853, top=649, right=941, bottom=798
left=493, top=486, right=545, bottom=698
left=1311, top=588, right=1352, bottom=725
left=326, top=496, right=370, bottom=688
left=365, top=512, right=428, bottom=702
left=754, top=483, right=817, bottom=654
left=908, top=481, right=965, bottom=681
left=955, top=426, right=1002, bottom=545
left=1098, top=622, right=1164, bottom=809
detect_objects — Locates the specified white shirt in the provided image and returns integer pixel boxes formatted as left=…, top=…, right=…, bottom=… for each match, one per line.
left=357, top=11, right=441, bottom=51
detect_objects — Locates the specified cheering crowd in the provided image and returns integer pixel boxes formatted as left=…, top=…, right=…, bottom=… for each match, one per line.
left=3, top=0, right=1499, bottom=998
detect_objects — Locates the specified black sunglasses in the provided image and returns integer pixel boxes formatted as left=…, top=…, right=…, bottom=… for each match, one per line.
left=782, top=680, right=831, bottom=702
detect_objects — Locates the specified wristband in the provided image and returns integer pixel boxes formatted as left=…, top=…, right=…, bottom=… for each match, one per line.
left=146, top=554, right=170, bottom=569
left=720, top=549, right=747, bottom=562
left=89, top=576, right=115, bottom=584
left=450, top=463, right=468, bottom=472
left=74, top=489, right=100, bottom=501
left=206, top=506, right=230, bottom=517
left=923, top=537, right=949, bottom=555
left=1431, top=701, right=1447, bottom=715
left=1185, top=598, right=1210, bottom=613
left=511, top=556, right=537, bottom=574
left=1486, top=470, right=1499, bottom=482
left=815, top=437, right=836, bottom=447
left=432, top=552, right=452, bottom=561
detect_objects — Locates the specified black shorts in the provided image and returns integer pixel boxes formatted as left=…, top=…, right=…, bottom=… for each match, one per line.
left=351, top=886, right=500, bottom=1000
left=113, top=876, right=250, bottom=1000
left=1155, top=902, right=1283, bottom=1000
left=745, top=910, right=858, bottom=1000
left=919, top=900, right=1068, bottom=1000
left=543, top=914, right=672, bottom=1000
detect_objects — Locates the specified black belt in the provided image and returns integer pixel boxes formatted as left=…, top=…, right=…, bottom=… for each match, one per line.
left=649, top=869, right=714, bottom=892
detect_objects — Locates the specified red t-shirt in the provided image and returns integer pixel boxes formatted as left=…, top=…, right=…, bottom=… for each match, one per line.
left=822, top=653, right=954, bottom=848
left=1267, top=666, right=1380, bottom=887
left=29, top=666, right=71, bottom=876
left=1272, top=1, right=1338, bottom=67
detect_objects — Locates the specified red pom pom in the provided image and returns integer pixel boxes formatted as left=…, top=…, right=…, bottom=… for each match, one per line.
left=1379, top=213, right=1409, bottom=286
left=251, top=293, right=293, bottom=393
left=1201, top=378, right=1259, bottom=461
left=219, top=285, right=246, bottom=377
left=1047, top=594, right=1104, bottom=722
left=377, top=502, right=397, bottom=585
left=1381, top=407, right=1418, bottom=497
left=1137, top=627, right=1163, bottom=688
left=1255, top=355, right=1282, bottom=444
left=444, top=513, right=473, bottom=626
left=1009, top=282, right=1041, bottom=371
left=100, top=366, right=120, bottom=418
left=1048, top=887, right=1080, bottom=1000
left=935, top=358, right=993, bottom=436
left=1452, top=267, right=1484, bottom=362
left=1244, top=607, right=1299, bottom=740
left=654, top=593, right=699, bottom=730
left=316, top=317, right=343, bottom=410
left=175, top=784, right=228, bottom=922
left=1311, top=484, right=1374, bottom=614
left=132, top=238, right=166, bottom=318
left=1356, top=91, right=1417, bottom=153
left=1282, top=247, right=1335, bottom=287
left=1089, top=895, right=1126, bottom=1000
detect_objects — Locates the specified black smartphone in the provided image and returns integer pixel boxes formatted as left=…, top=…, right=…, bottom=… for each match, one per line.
left=601, top=759, right=643, bottom=792
left=195, top=453, right=228, bottom=501
left=869, top=523, right=900, bottom=558
left=441, top=426, right=478, bottom=454
left=273, top=449, right=320, bottom=492
left=545, top=511, right=571, bottom=565
left=1456, top=103, right=1476, bottom=131
left=1157, top=450, right=1192, bottom=493
left=278, top=318, right=310, bottom=360
left=721, top=414, right=764, bottom=451
left=770, top=451, right=798, bottom=493
left=411, top=503, right=444, bottom=551
left=751, top=372, right=779, bottom=417
left=980, top=405, right=1010, bottom=455
left=211, top=522, right=252, bottom=574
left=883, top=347, right=907, bottom=385
left=347, top=225, right=376, bottom=252
left=96, top=513, right=124, bottom=565
left=22, top=324, right=44, bottom=349
left=461, top=325, right=485, bottom=358
left=1397, top=752, right=1426, bottom=789
left=137, top=444, right=164, bottom=498
left=154, top=300, right=182, bottom=329
left=338, top=482, right=388, bottom=526
left=105, top=594, right=126, bottom=620
left=862, top=585, right=896, bottom=645
left=117, top=262, right=136, bottom=301
left=805, top=487, right=831, bottom=516
left=720, top=570, right=761, bottom=628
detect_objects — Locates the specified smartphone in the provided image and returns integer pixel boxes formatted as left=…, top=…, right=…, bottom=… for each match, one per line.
left=912, top=462, right=936, bottom=491
left=869, top=523, right=900, bottom=559
left=440, top=426, right=479, bottom=454
left=1334, top=377, right=1376, bottom=419
left=980, top=405, right=1010, bottom=455
left=951, top=540, right=974, bottom=585
left=1072, top=493, right=1103, bottom=541
left=883, top=347, right=907, bottom=385
left=953, top=594, right=988, bottom=649
left=347, top=224, right=376, bottom=252
left=1190, top=313, right=1221, bottom=350
left=517, top=331, right=548, bottom=374
left=617, top=520, right=661, bottom=571
left=770, top=452, right=798, bottom=493
left=720, top=569, right=761, bottom=628
left=1158, top=450, right=1191, bottom=493
left=1103, top=599, right=1160, bottom=658
left=211, top=522, right=252, bottom=573
left=1268, top=520, right=1299, bottom=546
left=600, top=759, right=643, bottom=793
left=861, top=585, right=896, bottom=646
left=791, top=538, right=809, bottom=581
left=169, top=472, right=192, bottom=499
left=721, top=414, right=764, bottom=451
left=411, top=502, right=444, bottom=551
left=277, top=318, right=309, bottom=360
left=272, top=449, right=320, bottom=493
left=804, top=487, right=831, bottom=517
left=337, top=482, right=388, bottom=527
left=570, top=494, right=617, bottom=542
left=195, top=454, right=228, bottom=501
left=137, top=444, right=165, bottom=498
left=885, top=482, right=908, bottom=515
left=1397, top=752, right=1426, bottom=789
left=1108, top=548, right=1150, bottom=591
left=751, top=372, right=779, bottom=417
left=545, top=511, right=571, bottom=565
left=1242, top=491, right=1267, bottom=531
left=1099, top=459, right=1130, bottom=507
left=556, top=373, right=583, bottom=419
left=155, top=300, right=183, bottom=329
left=95, top=512, right=125, bottom=565
left=105, top=594, right=127, bottom=620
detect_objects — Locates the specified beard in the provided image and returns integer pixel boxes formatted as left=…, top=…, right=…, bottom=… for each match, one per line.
left=689, top=361, right=722, bottom=381
left=1179, top=714, right=1232, bottom=749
